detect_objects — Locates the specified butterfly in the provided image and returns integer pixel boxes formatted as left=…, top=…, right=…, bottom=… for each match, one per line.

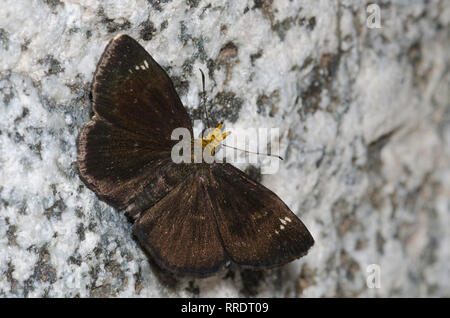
left=77, top=34, right=314, bottom=277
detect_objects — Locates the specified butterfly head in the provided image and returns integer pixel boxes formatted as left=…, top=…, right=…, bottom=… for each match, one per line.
left=201, top=122, right=230, bottom=155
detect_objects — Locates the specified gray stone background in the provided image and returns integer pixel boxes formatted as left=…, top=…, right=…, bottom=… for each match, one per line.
left=0, top=0, right=449, bottom=297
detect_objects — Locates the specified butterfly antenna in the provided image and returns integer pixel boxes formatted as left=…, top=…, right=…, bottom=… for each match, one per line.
left=221, top=143, right=283, bottom=160
left=199, top=69, right=211, bottom=129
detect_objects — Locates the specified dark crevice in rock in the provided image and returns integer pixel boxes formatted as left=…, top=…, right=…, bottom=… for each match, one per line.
left=97, top=7, right=131, bottom=33
left=240, top=269, right=265, bottom=297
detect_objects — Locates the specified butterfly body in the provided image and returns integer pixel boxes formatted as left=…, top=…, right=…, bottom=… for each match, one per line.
left=77, top=34, right=314, bottom=277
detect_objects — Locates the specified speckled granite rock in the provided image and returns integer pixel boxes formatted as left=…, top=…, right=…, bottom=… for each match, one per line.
left=0, top=0, right=449, bottom=297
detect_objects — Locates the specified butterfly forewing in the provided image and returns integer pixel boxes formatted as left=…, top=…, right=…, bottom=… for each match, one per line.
left=208, top=163, right=314, bottom=268
left=78, top=34, right=194, bottom=210
left=91, top=34, right=192, bottom=138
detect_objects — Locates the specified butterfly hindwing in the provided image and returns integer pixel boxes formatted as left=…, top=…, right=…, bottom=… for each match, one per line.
left=132, top=166, right=229, bottom=277
left=78, top=118, right=190, bottom=210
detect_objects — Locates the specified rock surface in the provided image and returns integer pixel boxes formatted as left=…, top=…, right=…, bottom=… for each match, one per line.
left=0, top=0, right=449, bottom=297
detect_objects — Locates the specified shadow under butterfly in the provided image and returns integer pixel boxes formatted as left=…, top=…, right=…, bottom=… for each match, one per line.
left=77, top=34, right=314, bottom=277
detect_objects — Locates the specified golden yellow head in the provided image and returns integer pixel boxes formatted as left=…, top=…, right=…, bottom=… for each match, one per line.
left=201, top=122, right=230, bottom=155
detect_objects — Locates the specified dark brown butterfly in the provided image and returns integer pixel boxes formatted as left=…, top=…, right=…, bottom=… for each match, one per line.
left=77, top=34, right=314, bottom=277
